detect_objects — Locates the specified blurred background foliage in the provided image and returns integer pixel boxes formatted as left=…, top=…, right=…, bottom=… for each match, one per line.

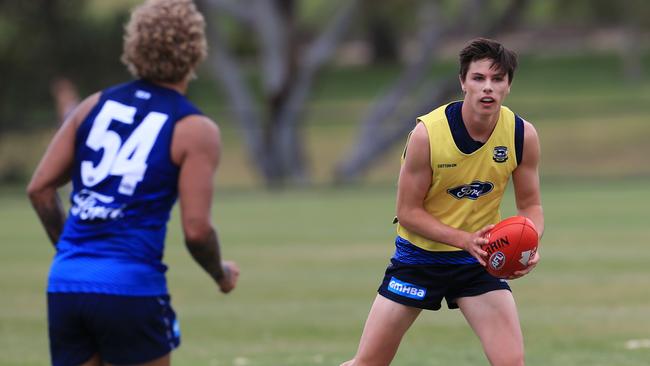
left=0, top=0, right=649, bottom=186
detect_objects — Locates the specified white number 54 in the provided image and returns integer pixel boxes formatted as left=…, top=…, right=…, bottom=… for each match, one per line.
left=81, top=100, right=167, bottom=196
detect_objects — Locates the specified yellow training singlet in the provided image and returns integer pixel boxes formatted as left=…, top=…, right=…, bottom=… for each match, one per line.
left=396, top=103, right=519, bottom=252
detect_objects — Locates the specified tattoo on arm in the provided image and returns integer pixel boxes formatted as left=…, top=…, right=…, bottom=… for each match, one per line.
left=185, top=229, right=225, bottom=282
left=31, top=192, right=66, bottom=247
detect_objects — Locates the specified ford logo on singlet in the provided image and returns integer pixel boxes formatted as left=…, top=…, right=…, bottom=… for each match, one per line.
left=71, top=189, right=125, bottom=220
left=447, top=180, right=494, bottom=200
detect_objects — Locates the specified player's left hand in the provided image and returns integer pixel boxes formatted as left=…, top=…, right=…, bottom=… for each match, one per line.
left=507, top=250, right=540, bottom=280
left=217, top=261, right=240, bottom=294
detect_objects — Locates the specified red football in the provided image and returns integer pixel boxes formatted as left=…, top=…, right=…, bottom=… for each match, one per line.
left=481, top=216, right=538, bottom=278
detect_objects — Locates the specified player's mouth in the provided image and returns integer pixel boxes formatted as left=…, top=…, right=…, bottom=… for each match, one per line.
left=480, top=97, right=495, bottom=106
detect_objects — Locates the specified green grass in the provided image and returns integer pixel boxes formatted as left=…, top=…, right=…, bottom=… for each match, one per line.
left=1, top=179, right=649, bottom=365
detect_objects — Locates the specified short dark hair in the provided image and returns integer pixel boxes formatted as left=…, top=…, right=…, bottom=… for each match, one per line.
left=459, top=38, right=518, bottom=84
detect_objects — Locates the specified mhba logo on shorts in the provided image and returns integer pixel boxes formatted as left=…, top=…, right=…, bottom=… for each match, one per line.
left=387, top=277, right=426, bottom=300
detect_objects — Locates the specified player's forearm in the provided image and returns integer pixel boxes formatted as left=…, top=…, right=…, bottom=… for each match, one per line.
left=518, top=205, right=544, bottom=239
left=398, top=208, right=469, bottom=250
left=184, top=228, right=226, bottom=283
left=27, top=188, right=65, bottom=247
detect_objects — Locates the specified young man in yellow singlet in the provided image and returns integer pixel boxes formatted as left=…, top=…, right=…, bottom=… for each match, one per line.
left=341, top=38, right=544, bottom=366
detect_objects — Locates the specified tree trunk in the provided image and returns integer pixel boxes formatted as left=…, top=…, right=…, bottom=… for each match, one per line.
left=200, top=0, right=359, bottom=187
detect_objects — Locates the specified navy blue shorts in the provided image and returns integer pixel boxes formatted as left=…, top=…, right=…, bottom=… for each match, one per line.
left=47, top=293, right=180, bottom=366
left=378, top=258, right=511, bottom=310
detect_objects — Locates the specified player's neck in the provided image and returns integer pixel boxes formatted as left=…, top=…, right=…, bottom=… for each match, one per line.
left=460, top=102, right=499, bottom=143
left=150, top=79, right=189, bottom=95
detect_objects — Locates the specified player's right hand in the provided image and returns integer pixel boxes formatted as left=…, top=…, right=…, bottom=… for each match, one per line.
left=217, top=260, right=239, bottom=294
left=508, top=249, right=541, bottom=280
left=463, top=224, right=493, bottom=266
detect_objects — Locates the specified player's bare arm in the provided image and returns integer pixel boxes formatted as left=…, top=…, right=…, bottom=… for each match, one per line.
left=27, top=93, right=100, bottom=246
left=510, top=120, right=544, bottom=278
left=172, top=115, right=239, bottom=294
left=396, top=123, right=491, bottom=265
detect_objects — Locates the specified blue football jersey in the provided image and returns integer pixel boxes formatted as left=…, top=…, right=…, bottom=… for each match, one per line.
left=48, top=80, right=202, bottom=296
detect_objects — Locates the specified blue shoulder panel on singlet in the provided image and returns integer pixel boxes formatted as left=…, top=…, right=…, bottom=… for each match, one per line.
left=514, top=115, right=524, bottom=165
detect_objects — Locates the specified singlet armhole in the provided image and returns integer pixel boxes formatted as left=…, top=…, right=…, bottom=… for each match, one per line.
left=514, top=115, right=524, bottom=165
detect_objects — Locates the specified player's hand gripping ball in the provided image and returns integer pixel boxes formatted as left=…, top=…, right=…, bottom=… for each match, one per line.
left=481, top=216, right=538, bottom=278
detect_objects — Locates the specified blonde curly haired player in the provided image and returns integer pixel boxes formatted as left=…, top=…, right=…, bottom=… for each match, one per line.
left=27, top=1, right=239, bottom=365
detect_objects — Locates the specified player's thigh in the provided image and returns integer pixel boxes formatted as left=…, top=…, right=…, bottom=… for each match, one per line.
left=48, top=293, right=98, bottom=366
left=87, top=294, right=180, bottom=365
left=353, top=294, right=422, bottom=366
left=457, top=290, right=523, bottom=361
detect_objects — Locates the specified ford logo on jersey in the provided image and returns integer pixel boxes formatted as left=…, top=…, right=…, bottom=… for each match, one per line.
left=71, top=189, right=125, bottom=220
left=447, top=180, right=494, bottom=200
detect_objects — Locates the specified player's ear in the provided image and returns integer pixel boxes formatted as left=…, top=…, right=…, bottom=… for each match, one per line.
left=459, top=74, right=466, bottom=93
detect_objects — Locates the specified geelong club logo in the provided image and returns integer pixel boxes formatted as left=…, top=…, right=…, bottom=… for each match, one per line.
left=447, top=180, right=494, bottom=200
left=493, top=146, right=508, bottom=163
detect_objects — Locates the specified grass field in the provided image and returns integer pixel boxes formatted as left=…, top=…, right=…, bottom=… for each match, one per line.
left=1, top=178, right=649, bottom=366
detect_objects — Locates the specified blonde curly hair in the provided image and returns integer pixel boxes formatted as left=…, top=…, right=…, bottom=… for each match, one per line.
left=121, top=0, right=208, bottom=83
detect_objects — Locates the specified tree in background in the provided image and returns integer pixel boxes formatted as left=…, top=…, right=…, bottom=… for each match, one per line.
left=2, top=0, right=648, bottom=186
left=0, top=0, right=130, bottom=183
left=196, top=0, right=532, bottom=187
left=334, top=0, right=530, bottom=183
left=549, top=0, right=648, bottom=81
left=0, top=1, right=128, bottom=132
left=361, top=0, right=405, bottom=64
left=196, top=0, right=359, bottom=187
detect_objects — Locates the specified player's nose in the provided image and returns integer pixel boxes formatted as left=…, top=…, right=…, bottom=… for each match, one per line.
left=483, top=81, right=493, bottom=93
